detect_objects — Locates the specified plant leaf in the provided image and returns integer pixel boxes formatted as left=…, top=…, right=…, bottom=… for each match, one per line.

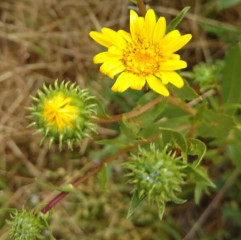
left=136, top=91, right=167, bottom=128
left=172, top=79, right=199, bottom=101
left=156, top=201, right=165, bottom=220
left=220, top=42, right=241, bottom=111
left=218, top=0, right=241, bottom=10
left=91, top=98, right=110, bottom=118
left=119, top=116, right=140, bottom=140
left=186, top=165, right=215, bottom=204
left=195, top=107, right=236, bottom=138
left=228, top=144, right=241, bottom=169
left=97, top=163, right=111, bottom=190
left=35, top=179, right=75, bottom=192
left=160, top=127, right=187, bottom=162
left=166, top=7, right=190, bottom=33
left=127, top=190, right=145, bottom=218
left=188, top=138, right=206, bottom=167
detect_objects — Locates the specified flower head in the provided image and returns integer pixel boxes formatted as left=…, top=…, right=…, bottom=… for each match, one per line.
left=28, top=80, right=96, bottom=150
left=90, top=9, right=192, bottom=96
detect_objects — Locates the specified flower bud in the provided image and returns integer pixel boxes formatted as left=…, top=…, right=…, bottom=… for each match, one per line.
left=27, top=80, right=97, bottom=150
left=7, top=209, right=43, bottom=240
left=124, top=144, right=186, bottom=218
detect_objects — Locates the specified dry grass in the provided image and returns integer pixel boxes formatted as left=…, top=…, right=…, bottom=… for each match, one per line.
left=0, top=0, right=241, bottom=239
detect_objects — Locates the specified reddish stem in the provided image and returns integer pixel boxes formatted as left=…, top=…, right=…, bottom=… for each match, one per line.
left=40, top=134, right=160, bottom=214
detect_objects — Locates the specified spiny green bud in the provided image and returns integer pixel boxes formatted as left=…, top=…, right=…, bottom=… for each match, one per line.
left=27, top=80, right=97, bottom=150
left=124, top=144, right=186, bottom=219
left=7, top=209, right=44, bottom=240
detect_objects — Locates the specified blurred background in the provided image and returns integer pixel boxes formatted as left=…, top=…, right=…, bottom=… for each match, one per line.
left=0, top=0, right=241, bottom=239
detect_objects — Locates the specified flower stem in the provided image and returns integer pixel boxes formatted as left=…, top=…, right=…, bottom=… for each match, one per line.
left=94, top=94, right=196, bottom=124
left=137, top=0, right=146, bottom=16
left=93, top=95, right=163, bottom=123
left=40, top=134, right=160, bottom=214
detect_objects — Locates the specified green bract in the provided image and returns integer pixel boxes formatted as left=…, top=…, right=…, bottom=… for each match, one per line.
left=27, top=80, right=97, bottom=150
left=124, top=144, right=186, bottom=219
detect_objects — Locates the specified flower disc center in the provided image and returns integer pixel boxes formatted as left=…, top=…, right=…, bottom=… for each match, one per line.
left=123, top=40, right=162, bottom=77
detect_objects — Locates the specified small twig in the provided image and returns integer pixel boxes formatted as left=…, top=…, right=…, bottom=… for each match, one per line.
left=183, top=168, right=240, bottom=240
left=40, top=134, right=159, bottom=214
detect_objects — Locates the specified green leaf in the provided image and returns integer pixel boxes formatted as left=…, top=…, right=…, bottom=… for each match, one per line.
left=220, top=42, right=241, bottom=110
left=138, top=90, right=160, bottom=106
left=195, top=107, right=236, bottom=138
left=228, top=144, right=241, bottom=169
left=158, top=115, right=190, bottom=129
left=136, top=91, right=167, bottom=128
left=187, top=165, right=215, bottom=187
left=188, top=138, right=206, bottom=167
left=186, top=165, right=215, bottom=204
left=156, top=201, right=165, bottom=220
left=194, top=182, right=205, bottom=205
left=139, top=115, right=190, bottom=140
left=119, top=116, right=140, bottom=140
left=160, top=127, right=187, bottom=162
left=91, top=98, right=110, bottom=118
left=127, top=190, right=145, bottom=218
left=166, top=7, right=190, bottom=33
left=218, top=0, right=241, bottom=10
left=96, top=134, right=133, bottom=148
left=97, top=163, right=111, bottom=190
left=173, top=79, right=199, bottom=101
left=35, top=179, right=75, bottom=192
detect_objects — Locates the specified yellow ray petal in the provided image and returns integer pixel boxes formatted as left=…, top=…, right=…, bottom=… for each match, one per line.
left=101, top=28, right=126, bottom=49
left=108, top=46, right=123, bottom=56
left=170, top=54, right=180, bottom=60
left=118, top=30, right=132, bottom=42
left=159, top=60, right=187, bottom=71
left=144, top=9, right=156, bottom=41
left=160, top=71, right=184, bottom=88
left=164, top=34, right=192, bottom=53
left=137, top=17, right=145, bottom=39
left=153, top=17, right=166, bottom=43
left=146, top=75, right=169, bottom=96
left=130, top=75, right=146, bottom=90
left=108, top=64, right=126, bottom=79
left=89, top=31, right=112, bottom=48
left=161, top=30, right=181, bottom=46
left=93, top=52, right=108, bottom=64
left=130, top=10, right=139, bottom=39
left=155, top=73, right=168, bottom=84
left=93, top=52, right=121, bottom=64
left=111, top=72, right=134, bottom=92
left=100, top=60, right=123, bottom=76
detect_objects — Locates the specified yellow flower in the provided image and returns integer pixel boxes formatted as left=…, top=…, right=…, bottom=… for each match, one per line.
left=90, top=9, right=192, bottom=96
